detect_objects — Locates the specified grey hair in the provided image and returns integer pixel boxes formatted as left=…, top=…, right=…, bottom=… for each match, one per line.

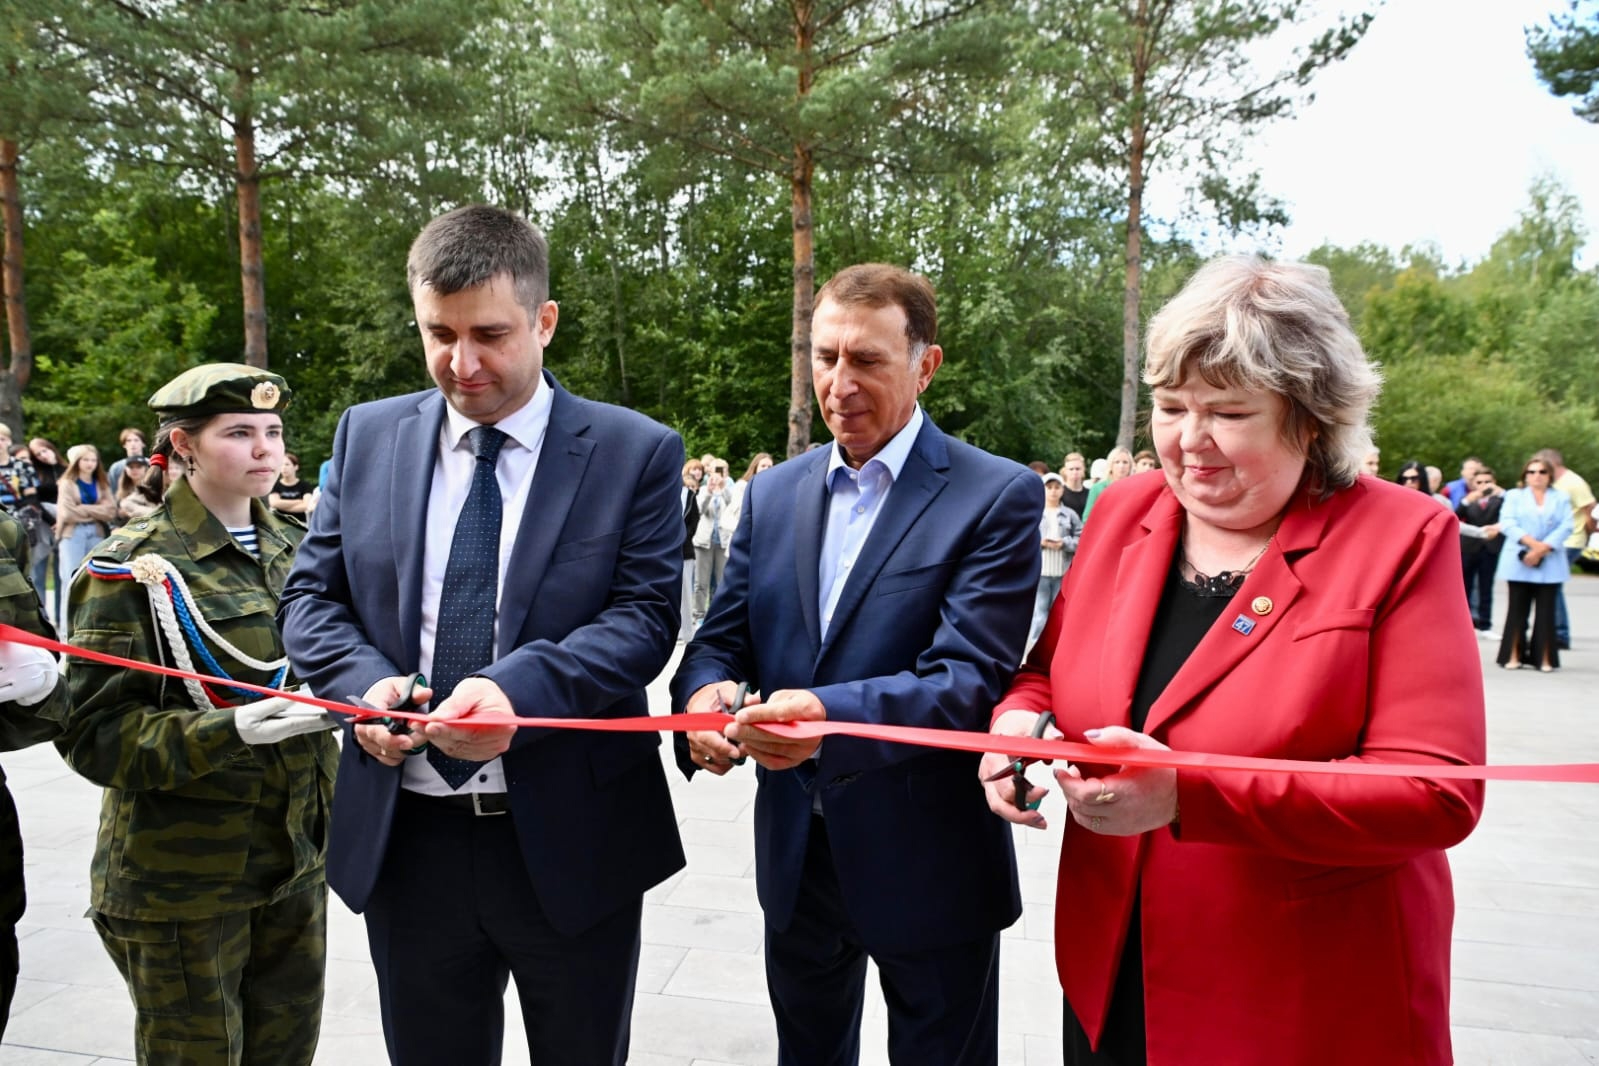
left=1143, top=255, right=1382, bottom=495
left=407, top=204, right=550, bottom=319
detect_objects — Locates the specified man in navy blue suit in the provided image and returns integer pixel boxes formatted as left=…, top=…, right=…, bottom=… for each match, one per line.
left=671, top=263, right=1041, bottom=1065
left=280, top=205, right=685, bottom=1065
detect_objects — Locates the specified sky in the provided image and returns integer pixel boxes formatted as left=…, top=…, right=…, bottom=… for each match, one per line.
left=1199, top=0, right=1599, bottom=268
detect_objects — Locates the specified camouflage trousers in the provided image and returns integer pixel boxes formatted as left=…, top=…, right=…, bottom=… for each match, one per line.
left=92, top=884, right=326, bottom=1066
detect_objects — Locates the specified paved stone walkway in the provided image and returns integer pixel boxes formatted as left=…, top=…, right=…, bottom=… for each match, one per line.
left=3, top=578, right=1595, bottom=1064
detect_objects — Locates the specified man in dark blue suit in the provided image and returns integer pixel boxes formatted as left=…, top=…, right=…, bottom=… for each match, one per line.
left=671, top=264, right=1041, bottom=1065
left=280, top=205, right=685, bottom=1065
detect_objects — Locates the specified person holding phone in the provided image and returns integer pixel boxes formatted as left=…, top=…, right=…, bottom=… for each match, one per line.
left=692, top=460, right=732, bottom=625
left=1456, top=465, right=1504, bottom=634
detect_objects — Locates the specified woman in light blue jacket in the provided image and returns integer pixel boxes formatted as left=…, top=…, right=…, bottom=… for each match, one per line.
left=1496, top=455, right=1573, bottom=671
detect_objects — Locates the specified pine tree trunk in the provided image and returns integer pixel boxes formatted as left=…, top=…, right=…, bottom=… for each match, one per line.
left=1118, top=1, right=1151, bottom=451
left=1119, top=121, right=1144, bottom=452
left=787, top=2, right=817, bottom=458
left=789, top=146, right=816, bottom=459
left=235, top=112, right=268, bottom=368
left=0, top=138, right=32, bottom=437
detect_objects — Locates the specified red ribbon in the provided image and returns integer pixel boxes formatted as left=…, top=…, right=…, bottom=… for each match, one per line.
left=9, top=623, right=1598, bottom=784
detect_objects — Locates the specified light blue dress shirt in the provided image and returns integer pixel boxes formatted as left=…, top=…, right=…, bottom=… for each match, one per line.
left=818, top=407, right=924, bottom=640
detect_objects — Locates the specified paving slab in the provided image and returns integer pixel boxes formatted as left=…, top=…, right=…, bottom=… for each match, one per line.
left=2, top=576, right=1594, bottom=1063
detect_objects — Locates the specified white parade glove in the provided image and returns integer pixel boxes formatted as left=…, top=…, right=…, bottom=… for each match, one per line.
left=233, top=689, right=338, bottom=745
left=0, top=641, right=60, bottom=707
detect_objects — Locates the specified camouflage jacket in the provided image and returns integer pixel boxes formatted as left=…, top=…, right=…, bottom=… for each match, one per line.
left=0, top=510, right=68, bottom=766
left=57, top=480, right=335, bottom=920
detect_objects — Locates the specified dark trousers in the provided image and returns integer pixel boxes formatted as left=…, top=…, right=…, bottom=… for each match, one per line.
left=0, top=785, right=20, bottom=1042
left=1555, top=547, right=1580, bottom=644
left=765, top=816, right=1000, bottom=1066
left=1498, top=581, right=1560, bottom=669
left=1062, top=900, right=1146, bottom=1066
left=364, top=790, right=642, bottom=1066
left=1462, top=549, right=1496, bottom=629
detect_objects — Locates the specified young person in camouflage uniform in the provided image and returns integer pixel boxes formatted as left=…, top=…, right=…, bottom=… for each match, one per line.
left=55, top=364, right=338, bottom=1066
left=0, top=508, right=68, bottom=1039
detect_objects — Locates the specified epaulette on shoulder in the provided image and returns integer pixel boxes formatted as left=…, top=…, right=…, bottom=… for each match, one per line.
left=92, top=518, right=161, bottom=563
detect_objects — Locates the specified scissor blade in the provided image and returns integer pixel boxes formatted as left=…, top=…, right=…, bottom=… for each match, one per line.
left=343, top=695, right=388, bottom=715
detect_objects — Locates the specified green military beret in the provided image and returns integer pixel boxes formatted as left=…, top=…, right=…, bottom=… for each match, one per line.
left=148, top=363, right=292, bottom=425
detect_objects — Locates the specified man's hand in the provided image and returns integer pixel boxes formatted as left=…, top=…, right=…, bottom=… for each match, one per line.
left=421, top=677, right=517, bottom=762
left=352, top=675, right=433, bottom=767
left=728, top=689, right=824, bottom=771
left=684, top=681, right=751, bottom=775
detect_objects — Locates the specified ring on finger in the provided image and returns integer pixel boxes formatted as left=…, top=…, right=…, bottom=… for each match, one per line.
left=1094, top=785, right=1116, bottom=804
left=1089, top=815, right=1105, bottom=830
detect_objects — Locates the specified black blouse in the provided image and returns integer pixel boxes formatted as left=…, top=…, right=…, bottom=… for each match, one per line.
left=1063, top=555, right=1241, bottom=1066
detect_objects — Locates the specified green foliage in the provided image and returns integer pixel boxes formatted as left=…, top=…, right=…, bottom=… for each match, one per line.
left=5, top=2, right=1596, bottom=492
left=1528, top=0, right=1599, bottom=122
left=26, top=209, right=218, bottom=453
left=1303, top=242, right=1399, bottom=332
left=1030, top=0, right=1374, bottom=446
left=1372, top=352, right=1599, bottom=485
left=1335, top=178, right=1599, bottom=482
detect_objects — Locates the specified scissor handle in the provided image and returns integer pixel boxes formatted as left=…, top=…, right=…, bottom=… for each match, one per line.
left=721, top=681, right=751, bottom=766
left=383, top=673, right=429, bottom=743
left=1011, top=711, right=1057, bottom=810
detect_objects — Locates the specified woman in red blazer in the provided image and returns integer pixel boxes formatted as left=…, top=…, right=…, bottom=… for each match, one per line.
left=983, top=256, right=1486, bottom=1066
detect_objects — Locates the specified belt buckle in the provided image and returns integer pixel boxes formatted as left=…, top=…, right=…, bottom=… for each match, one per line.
left=472, top=792, right=506, bottom=817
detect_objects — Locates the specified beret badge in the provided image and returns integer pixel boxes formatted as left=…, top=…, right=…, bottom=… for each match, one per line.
left=251, top=381, right=280, bottom=409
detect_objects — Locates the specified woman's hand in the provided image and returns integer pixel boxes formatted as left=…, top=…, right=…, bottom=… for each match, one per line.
left=1056, top=726, right=1177, bottom=836
left=979, top=709, right=1062, bottom=829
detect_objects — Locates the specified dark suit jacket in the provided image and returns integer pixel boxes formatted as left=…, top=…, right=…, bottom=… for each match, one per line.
left=1003, top=473, right=1485, bottom=1064
left=280, top=373, right=686, bottom=933
left=671, top=416, right=1040, bottom=954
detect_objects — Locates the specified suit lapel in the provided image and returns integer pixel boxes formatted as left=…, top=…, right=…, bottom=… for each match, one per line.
left=793, top=455, right=828, bottom=652
left=1100, top=493, right=1183, bottom=727
left=817, top=420, right=948, bottom=663
left=392, top=393, right=445, bottom=667
left=497, top=377, right=593, bottom=655
left=1141, top=491, right=1330, bottom=737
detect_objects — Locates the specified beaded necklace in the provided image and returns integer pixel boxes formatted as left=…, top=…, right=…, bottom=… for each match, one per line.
left=1177, top=538, right=1270, bottom=598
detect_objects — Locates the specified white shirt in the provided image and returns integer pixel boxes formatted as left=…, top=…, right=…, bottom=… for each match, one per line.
left=818, top=406, right=923, bottom=640
left=402, top=383, right=554, bottom=795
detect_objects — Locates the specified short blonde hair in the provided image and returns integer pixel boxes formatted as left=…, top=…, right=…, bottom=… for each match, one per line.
left=1143, top=255, right=1381, bottom=494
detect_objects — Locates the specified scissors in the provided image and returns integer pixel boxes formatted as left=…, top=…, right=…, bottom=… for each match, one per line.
left=344, top=672, right=430, bottom=756
left=983, top=711, right=1056, bottom=810
left=714, top=681, right=751, bottom=767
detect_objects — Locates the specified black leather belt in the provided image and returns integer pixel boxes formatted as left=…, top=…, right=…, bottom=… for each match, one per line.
left=406, top=791, right=510, bottom=816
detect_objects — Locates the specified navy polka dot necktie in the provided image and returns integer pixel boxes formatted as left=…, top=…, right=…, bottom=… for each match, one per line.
left=427, top=425, right=507, bottom=790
